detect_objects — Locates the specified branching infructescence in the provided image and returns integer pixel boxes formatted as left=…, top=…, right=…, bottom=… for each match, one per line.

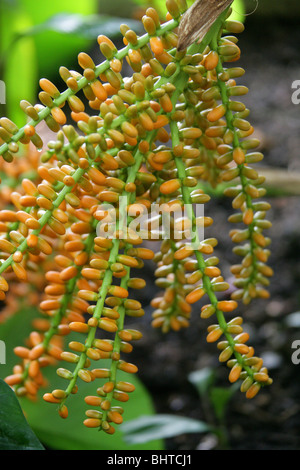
left=0, top=0, right=273, bottom=435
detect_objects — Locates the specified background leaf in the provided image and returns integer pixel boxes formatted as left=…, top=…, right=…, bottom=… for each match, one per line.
left=0, top=379, right=44, bottom=450
left=0, top=307, right=163, bottom=450
left=18, top=13, right=142, bottom=41
left=121, top=414, right=212, bottom=445
left=130, top=0, right=245, bottom=21
left=209, top=385, right=238, bottom=422
left=0, top=3, right=37, bottom=125
left=19, top=0, right=98, bottom=78
left=188, top=367, right=215, bottom=398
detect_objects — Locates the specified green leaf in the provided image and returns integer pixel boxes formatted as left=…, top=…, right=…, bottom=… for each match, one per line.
left=188, top=367, right=215, bottom=398
left=189, top=368, right=238, bottom=423
left=98, top=0, right=137, bottom=18
left=0, top=307, right=163, bottom=450
left=19, top=362, right=163, bottom=450
left=20, top=0, right=98, bottom=79
left=0, top=3, right=37, bottom=125
left=131, top=0, right=167, bottom=18
left=4, top=36, right=37, bottom=126
left=0, top=379, right=44, bottom=450
left=18, top=13, right=142, bottom=41
left=209, top=385, right=237, bottom=422
left=122, top=414, right=212, bottom=445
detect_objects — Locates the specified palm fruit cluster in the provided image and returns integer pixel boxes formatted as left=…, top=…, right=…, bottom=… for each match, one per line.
left=0, top=0, right=272, bottom=435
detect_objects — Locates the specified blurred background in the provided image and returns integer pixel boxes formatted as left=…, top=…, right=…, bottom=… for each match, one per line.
left=0, top=0, right=300, bottom=450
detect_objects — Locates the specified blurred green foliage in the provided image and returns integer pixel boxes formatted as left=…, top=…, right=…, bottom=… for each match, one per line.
left=99, top=0, right=245, bottom=21
left=0, top=0, right=98, bottom=125
left=131, top=0, right=245, bottom=21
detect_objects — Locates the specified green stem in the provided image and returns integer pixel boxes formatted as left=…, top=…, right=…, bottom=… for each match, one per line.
left=0, top=111, right=133, bottom=277
left=0, top=166, right=85, bottom=276
left=170, top=112, right=255, bottom=380
left=16, top=224, right=97, bottom=390
left=61, top=128, right=156, bottom=404
left=210, top=33, right=259, bottom=290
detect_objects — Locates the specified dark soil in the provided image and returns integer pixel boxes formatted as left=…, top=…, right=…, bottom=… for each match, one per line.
left=126, top=16, right=300, bottom=450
